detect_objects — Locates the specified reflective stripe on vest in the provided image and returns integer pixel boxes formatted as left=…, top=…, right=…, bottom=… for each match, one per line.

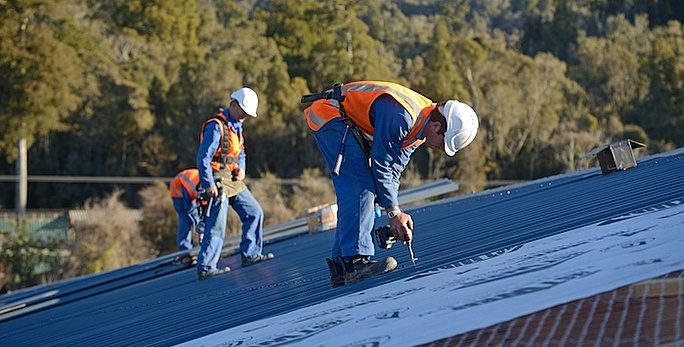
left=304, top=81, right=435, bottom=149
left=170, top=168, right=200, bottom=199
left=199, top=114, right=242, bottom=171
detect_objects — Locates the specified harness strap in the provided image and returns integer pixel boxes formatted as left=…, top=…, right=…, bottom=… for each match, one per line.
left=340, top=108, right=372, bottom=161
left=211, top=117, right=239, bottom=169
left=302, top=83, right=372, bottom=162
left=219, top=121, right=230, bottom=169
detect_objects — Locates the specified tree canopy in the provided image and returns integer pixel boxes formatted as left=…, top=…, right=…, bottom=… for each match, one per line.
left=1, top=0, right=683, bottom=209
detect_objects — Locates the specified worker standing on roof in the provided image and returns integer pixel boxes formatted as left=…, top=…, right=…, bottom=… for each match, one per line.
left=303, top=81, right=479, bottom=288
left=195, top=87, right=274, bottom=280
left=169, top=168, right=204, bottom=251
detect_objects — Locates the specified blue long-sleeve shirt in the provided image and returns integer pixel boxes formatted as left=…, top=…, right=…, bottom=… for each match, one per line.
left=368, top=95, right=426, bottom=208
left=196, top=109, right=246, bottom=189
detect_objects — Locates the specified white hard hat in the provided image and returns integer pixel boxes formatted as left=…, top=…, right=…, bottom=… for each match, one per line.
left=443, top=100, right=479, bottom=156
left=230, top=87, right=258, bottom=117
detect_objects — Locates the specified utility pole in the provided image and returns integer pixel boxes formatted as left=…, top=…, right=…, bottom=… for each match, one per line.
left=16, top=138, right=27, bottom=225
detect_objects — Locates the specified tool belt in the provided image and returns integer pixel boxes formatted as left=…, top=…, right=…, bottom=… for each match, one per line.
left=212, top=171, right=246, bottom=198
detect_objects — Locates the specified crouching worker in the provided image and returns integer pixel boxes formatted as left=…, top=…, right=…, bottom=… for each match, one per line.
left=303, top=81, right=478, bottom=287
left=196, top=87, right=274, bottom=280
left=169, top=168, right=204, bottom=251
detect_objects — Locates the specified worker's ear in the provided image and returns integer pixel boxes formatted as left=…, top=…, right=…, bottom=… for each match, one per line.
left=429, top=119, right=442, bottom=133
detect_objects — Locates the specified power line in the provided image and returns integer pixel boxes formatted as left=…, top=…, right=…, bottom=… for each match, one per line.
left=0, top=175, right=523, bottom=187
left=0, top=175, right=310, bottom=185
left=0, top=175, right=170, bottom=184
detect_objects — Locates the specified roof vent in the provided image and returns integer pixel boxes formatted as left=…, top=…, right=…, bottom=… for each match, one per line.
left=585, top=139, right=646, bottom=174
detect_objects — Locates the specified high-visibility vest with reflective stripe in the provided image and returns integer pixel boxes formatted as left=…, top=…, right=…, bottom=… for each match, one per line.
left=170, top=168, right=200, bottom=200
left=304, top=81, right=436, bottom=149
left=199, top=113, right=242, bottom=172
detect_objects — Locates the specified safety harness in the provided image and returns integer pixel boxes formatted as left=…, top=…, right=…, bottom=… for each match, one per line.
left=202, top=111, right=240, bottom=171
left=301, top=83, right=372, bottom=174
left=217, top=120, right=238, bottom=170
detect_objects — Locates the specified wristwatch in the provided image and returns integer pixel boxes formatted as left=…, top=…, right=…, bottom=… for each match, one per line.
left=387, top=209, right=400, bottom=219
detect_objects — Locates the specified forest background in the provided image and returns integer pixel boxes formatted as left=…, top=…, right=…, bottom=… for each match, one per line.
left=1, top=0, right=684, bottom=291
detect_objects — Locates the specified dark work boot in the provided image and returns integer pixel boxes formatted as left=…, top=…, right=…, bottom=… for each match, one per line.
left=325, top=258, right=345, bottom=288
left=197, top=266, right=231, bottom=280
left=342, top=256, right=397, bottom=285
left=241, top=253, right=275, bottom=267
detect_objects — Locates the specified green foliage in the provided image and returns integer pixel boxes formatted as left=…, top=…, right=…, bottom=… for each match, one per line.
left=0, top=0, right=683, bottom=212
left=0, top=0, right=84, bottom=162
left=570, top=15, right=650, bottom=134
left=0, top=229, right=69, bottom=293
left=247, top=172, right=292, bottom=228
left=2, top=0, right=684, bottom=291
left=630, top=21, right=684, bottom=147
left=256, top=0, right=400, bottom=91
left=139, top=181, right=177, bottom=255
left=288, top=168, right=336, bottom=218
left=65, top=190, right=154, bottom=276
left=476, top=45, right=579, bottom=178
left=414, top=19, right=468, bottom=99
left=436, top=0, right=470, bottom=33
left=520, top=0, right=579, bottom=62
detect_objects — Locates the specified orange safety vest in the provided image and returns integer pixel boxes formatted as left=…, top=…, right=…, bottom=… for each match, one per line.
left=170, top=168, right=200, bottom=200
left=199, top=112, right=243, bottom=172
left=304, top=81, right=436, bottom=149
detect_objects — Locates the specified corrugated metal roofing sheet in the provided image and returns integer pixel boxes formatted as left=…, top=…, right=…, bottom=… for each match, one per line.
left=1, top=147, right=683, bottom=347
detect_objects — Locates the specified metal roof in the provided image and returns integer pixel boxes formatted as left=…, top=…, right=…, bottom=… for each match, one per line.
left=1, top=147, right=683, bottom=346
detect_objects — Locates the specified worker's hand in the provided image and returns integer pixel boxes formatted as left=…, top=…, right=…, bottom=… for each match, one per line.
left=206, top=186, right=219, bottom=199
left=232, top=168, right=245, bottom=181
left=389, top=211, right=414, bottom=244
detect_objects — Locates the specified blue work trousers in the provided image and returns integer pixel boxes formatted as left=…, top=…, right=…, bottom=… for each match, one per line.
left=197, top=188, right=264, bottom=271
left=172, top=197, right=194, bottom=251
left=313, top=118, right=377, bottom=260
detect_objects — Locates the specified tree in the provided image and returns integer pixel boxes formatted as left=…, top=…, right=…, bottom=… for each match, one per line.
left=139, top=181, right=177, bottom=255
left=65, top=190, right=154, bottom=276
left=0, top=0, right=84, bottom=162
left=403, top=17, right=485, bottom=182
left=630, top=21, right=684, bottom=149
left=85, top=0, right=201, bottom=174
left=412, top=19, right=468, bottom=101
left=520, top=0, right=579, bottom=63
left=476, top=46, right=577, bottom=179
left=254, top=0, right=326, bottom=83
left=256, top=0, right=399, bottom=91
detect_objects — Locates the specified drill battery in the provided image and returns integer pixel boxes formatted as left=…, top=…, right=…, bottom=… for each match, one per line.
left=374, top=225, right=396, bottom=249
